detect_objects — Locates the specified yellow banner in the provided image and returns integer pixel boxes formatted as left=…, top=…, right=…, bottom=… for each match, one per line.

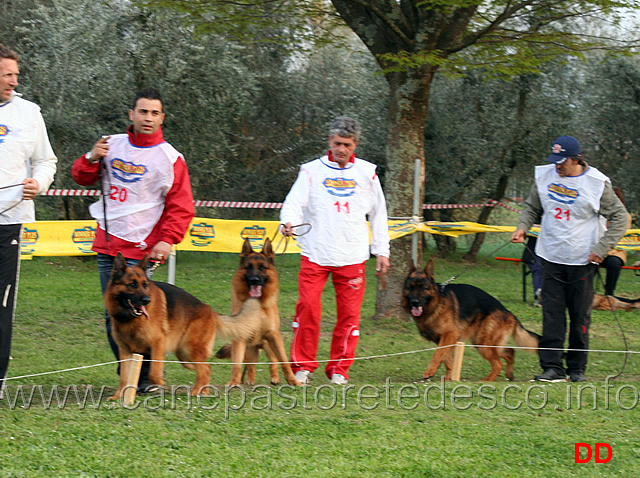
left=19, top=219, right=640, bottom=257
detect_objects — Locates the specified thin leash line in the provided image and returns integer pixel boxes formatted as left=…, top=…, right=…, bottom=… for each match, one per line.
left=441, top=239, right=513, bottom=286
left=592, top=266, right=629, bottom=380
left=0, top=183, right=24, bottom=191
left=0, top=183, right=24, bottom=216
left=271, top=222, right=311, bottom=256
left=519, top=241, right=630, bottom=380
left=4, top=345, right=638, bottom=381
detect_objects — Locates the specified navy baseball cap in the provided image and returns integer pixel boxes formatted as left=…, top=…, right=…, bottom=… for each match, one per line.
left=547, top=135, right=581, bottom=164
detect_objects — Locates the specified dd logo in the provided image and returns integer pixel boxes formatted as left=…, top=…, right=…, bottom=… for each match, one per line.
left=574, top=443, right=612, bottom=464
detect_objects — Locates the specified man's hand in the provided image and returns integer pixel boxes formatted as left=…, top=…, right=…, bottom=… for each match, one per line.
left=588, top=252, right=603, bottom=265
left=376, top=255, right=390, bottom=275
left=150, top=241, right=171, bottom=262
left=511, top=229, right=526, bottom=243
left=22, top=178, right=39, bottom=200
left=281, top=222, right=294, bottom=237
left=88, top=136, right=110, bottom=163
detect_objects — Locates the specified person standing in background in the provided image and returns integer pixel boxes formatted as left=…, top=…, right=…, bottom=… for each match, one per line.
left=601, top=186, right=632, bottom=296
left=0, top=43, right=58, bottom=398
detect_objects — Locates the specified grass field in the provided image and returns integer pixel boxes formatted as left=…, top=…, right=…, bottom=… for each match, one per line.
left=1, top=245, right=639, bottom=477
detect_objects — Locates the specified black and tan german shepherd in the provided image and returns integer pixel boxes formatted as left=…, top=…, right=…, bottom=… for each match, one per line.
left=402, top=259, right=540, bottom=381
left=592, top=294, right=640, bottom=311
left=105, top=252, right=271, bottom=399
left=215, top=238, right=300, bottom=387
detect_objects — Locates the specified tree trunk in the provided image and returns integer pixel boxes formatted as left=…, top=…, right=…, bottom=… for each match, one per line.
left=375, top=68, right=435, bottom=318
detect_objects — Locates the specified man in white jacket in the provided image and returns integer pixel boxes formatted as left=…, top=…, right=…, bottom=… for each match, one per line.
left=280, top=116, right=390, bottom=385
left=0, top=44, right=57, bottom=398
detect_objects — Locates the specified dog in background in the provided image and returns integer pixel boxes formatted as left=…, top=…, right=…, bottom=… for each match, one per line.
left=105, top=252, right=270, bottom=399
left=402, top=259, right=540, bottom=381
left=216, top=238, right=300, bottom=387
left=592, top=294, right=640, bottom=311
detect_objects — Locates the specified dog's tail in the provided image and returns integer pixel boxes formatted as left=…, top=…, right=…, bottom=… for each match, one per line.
left=611, top=296, right=640, bottom=309
left=214, top=343, right=232, bottom=359
left=512, top=319, right=540, bottom=354
left=216, top=298, right=265, bottom=341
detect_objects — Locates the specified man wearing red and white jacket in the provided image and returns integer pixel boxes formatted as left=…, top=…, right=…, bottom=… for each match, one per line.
left=281, top=116, right=390, bottom=386
left=72, top=87, right=194, bottom=392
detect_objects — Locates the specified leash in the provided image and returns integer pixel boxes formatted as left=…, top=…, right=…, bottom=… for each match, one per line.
left=147, top=260, right=162, bottom=277
left=591, top=266, right=630, bottom=380
left=100, top=158, right=110, bottom=242
left=272, top=223, right=312, bottom=256
left=519, top=240, right=630, bottom=380
left=439, top=239, right=513, bottom=288
left=0, top=183, right=25, bottom=216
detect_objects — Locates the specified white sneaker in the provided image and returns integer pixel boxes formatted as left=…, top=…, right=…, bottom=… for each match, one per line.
left=295, top=370, right=313, bottom=385
left=330, top=373, right=348, bottom=385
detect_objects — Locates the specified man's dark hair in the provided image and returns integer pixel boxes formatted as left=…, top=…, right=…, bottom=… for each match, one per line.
left=132, top=87, right=163, bottom=110
left=0, top=43, right=19, bottom=61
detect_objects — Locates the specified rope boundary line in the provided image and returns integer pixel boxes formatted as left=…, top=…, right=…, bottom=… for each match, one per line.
left=4, top=344, right=637, bottom=382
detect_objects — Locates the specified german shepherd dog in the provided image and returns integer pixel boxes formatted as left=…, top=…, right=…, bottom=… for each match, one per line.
left=216, top=238, right=300, bottom=387
left=592, top=294, right=640, bottom=311
left=402, top=260, right=540, bottom=381
left=105, top=252, right=270, bottom=399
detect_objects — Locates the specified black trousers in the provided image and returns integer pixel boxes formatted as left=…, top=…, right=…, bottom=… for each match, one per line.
left=601, top=255, right=623, bottom=296
left=539, top=258, right=595, bottom=374
left=0, top=224, right=22, bottom=397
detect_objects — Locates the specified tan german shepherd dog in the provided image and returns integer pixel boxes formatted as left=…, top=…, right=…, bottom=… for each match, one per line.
left=592, top=294, right=640, bottom=311
left=105, top=252, right=270, bottom=399
left=402, top=259, right=540, bottom=381
left=216, top=238, right=300, bottom=387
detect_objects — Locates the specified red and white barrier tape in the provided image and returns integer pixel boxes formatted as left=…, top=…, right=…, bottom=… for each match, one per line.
left=423, top=203, right=493, bottom=209
left=42, top=190, right=521, bottom=212
left=193, top=200, right=283, bottom=209
left=44, top=189, right=102, bottom=197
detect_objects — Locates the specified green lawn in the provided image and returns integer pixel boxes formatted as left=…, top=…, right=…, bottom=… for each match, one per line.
left=1, top=249, right=639, bottom=477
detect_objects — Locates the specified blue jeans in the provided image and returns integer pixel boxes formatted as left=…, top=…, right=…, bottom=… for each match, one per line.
left=97, top=253, right=154, bottom=381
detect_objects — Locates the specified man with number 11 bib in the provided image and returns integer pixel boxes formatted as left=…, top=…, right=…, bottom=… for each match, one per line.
left=280, top=116, right=390, bottom=386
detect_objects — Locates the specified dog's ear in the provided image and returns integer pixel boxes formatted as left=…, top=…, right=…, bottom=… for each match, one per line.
left=241, top=237, right=253, bottom=257
left=408, top=261, right=417, bottom=274
left=425, top=259, right=435, bottom=279
left=138, top=254, right=150, bottom=271
left=262, top=238, right=275, bottom=263
left=111, top=252, right=128, bottom=282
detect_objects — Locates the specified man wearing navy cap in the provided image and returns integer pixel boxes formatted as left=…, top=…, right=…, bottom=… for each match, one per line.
left=511, top=135, right=628, bottom=382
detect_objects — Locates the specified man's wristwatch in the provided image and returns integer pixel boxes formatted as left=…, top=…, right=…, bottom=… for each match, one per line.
left=86, top=151, right=97, bottom=164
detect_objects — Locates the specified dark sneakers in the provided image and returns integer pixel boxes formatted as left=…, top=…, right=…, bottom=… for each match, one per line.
left=138, top=380, right=161, bottom=394
left=533, top=368, right=567, bottom=382
left=568, top=371, right=587, bottom=382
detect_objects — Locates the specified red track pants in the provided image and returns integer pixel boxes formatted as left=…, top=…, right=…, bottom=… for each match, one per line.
left=290, top=256, right=367, bottom=380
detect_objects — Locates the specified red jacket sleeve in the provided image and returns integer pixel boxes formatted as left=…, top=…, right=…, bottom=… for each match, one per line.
left=155, top=156, right=195, bottom=245
left=71, top=154, right=101, bottom=186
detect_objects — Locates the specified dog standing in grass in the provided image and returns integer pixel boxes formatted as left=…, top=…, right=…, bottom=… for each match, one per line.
left=402, top=260, right=540, bottom=381
left=216, top=238, right=300, bottom=387
left=105, top=252, right=271, bottom=399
